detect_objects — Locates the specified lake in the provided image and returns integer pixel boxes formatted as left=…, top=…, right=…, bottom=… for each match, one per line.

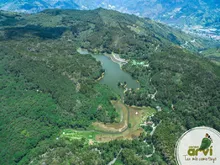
left=77, top=48, right=140, bottom=95
left=93, top=55, right=140, bottom=95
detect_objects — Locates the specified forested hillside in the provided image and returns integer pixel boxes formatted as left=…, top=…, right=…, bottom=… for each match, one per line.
left=123, top=46, right=220, bottom=163
left=0, top=8, right=220, bottom=165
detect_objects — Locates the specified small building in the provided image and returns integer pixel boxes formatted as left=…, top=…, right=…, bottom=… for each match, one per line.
left=156, top=106, right=162, bottom=111
left=146, top=121, right=153, bottom=125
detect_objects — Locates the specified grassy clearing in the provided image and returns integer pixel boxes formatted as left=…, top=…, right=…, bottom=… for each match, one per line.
left=60, top=129, right=99, bottom=145
left=129, top=106, right=155, bottom=129
left=95, top=105, right=156, bottom=142
left=61, top=102, right=156, bottom=144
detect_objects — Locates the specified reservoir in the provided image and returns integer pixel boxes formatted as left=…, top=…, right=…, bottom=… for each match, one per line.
left=77, top=48, right=140, bottom=94
left=93, top=55, right=140, bottom=94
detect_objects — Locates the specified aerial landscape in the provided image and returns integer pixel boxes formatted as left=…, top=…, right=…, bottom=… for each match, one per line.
left=0, top=1, right=219, bottom=165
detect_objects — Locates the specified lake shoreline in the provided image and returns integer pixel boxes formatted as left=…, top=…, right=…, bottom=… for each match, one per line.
left=104, top=53, right=128, bottom=68
left=77, top=47, right=140, bottom=94
left=96, top=72, right=105, bottom=81
left=77, top=47, right=128, bottom=68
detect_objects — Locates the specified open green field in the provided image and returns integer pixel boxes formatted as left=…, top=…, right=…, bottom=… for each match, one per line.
left=60, top=129, right=100, bottom=145
left=61, top=101, right=156, bottom=144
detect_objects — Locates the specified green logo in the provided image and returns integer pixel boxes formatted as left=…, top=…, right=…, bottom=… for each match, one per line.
left=187, top=133, right=213, bottom=156
left=175, top=127, right=220, bottom=165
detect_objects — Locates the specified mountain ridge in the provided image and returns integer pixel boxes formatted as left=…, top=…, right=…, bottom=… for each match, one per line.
left=0, top=0, right=219, bottom=39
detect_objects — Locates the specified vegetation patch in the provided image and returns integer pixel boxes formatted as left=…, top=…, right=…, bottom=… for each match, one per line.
left=61, top=102, right=156, bottom=143
left=92, top=101, right=128, bottom=132
left=60, top=129, right=99, bottom=145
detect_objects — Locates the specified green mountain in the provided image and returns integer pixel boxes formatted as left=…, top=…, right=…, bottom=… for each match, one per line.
left=1, top=0, right=219, bottom=39
left=0, top=9, right=220, bottom=165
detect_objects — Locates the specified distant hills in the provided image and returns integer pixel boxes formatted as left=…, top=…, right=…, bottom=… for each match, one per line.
left=0, top=0, right=219, bottom=39
left=0, top=0, right=80, bottom=13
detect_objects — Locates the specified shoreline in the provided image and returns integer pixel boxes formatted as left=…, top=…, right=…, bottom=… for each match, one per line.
left=77, top=47, right=128, bottom=68
left=96, top=72, right=105, bottom=81
left=77, top=47, right=140, bottom=89
left=105, top=53, right=128, bottom=68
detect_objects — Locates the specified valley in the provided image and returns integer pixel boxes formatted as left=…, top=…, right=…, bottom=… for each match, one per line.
left=69, top=49, right=155, bottom=144
left=0, top=8, right=220, bottom=165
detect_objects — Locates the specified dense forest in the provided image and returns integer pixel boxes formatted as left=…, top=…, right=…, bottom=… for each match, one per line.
left=123, top=46, right=220, bottom=163
left=0, top=8, right=220, bottom=165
